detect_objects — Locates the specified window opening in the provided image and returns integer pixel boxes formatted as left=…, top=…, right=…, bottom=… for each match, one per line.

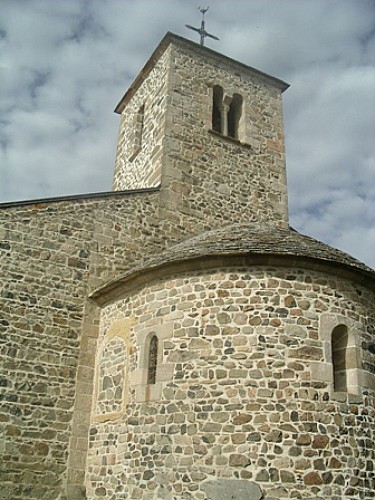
left=212, top=85, right=223, bottom=133
left=212, top=87, right=243, bottom=141
left=130, top=104, right=145, bottom=160
left=227, top=94, right=243, bottom=139
left=332, top=324, right=348, bottom=391
left=136, top=104, right=145, bottom=149
left=147, top=335, right=158, bottom=385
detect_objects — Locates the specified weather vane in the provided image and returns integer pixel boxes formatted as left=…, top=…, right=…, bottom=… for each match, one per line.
left=185, top=6, right=219, bottom=46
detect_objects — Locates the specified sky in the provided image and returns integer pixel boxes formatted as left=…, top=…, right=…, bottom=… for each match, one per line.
left=1, top=0, right=374, bottom=268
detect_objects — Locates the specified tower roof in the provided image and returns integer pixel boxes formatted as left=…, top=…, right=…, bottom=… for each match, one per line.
left=115, top=32, right=289, bottom=114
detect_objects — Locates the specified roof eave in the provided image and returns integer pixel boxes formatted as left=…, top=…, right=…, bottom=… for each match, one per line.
left=90, top=251, right=375, bottom=307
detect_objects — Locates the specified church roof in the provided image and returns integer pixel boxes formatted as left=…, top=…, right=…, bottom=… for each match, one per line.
left=92, top=224, right=375, bottom=305
left=115, top=32, right=289, bottom=114
left=168, top=225, right=373, bottom=271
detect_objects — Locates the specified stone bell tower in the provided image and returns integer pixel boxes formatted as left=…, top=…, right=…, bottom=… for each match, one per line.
left=112, top=33, right=290, bottom=229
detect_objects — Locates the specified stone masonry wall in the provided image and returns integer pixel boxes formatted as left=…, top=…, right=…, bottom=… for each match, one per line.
left=0, top=189, right=295, bottom=498
left=160, top=41, right=289, bottom=230
left=86, top=266, right=375, bottom=499
left=112, top=48, right=171, bottom=191
left=2, top=34, right=373, bottom=500
left=0, top=190, right=174, bottom=500
left=112, top=37, right=289, bottom=236
left=1, top=200, right=96, bottom=500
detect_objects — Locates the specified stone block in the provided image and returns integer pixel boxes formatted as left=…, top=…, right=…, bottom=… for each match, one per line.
left=312, top=435, right=329, bottom=449
left=289, top=345, right=323, bottom=360
left=233, top=413, right=252, bottom=425
left=201, top=479, right=262, bottom=500
left=310, top=362, right=333, bottom=383
left=304, top=471, right=323, bottom=485
left=229, top=454, right=251, bottom=467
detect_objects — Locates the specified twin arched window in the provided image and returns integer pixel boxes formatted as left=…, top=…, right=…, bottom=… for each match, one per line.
left=212, top=85, right=243, bottom=140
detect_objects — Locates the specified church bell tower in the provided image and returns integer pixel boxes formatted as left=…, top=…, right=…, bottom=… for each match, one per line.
left=112, top=33, right=290, bottom=229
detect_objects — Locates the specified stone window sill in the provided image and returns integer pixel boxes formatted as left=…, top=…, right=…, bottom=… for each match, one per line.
left=209, top=129, right=252, bottom=151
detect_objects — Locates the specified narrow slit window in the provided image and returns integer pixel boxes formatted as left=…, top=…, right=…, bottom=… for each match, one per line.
left=147, top=335, right=158, bottom=385
left=136, top=104, right=145, bottom=149
left=332, top=324, right=348, bottom=392
left=212, top=85, right=223, bottom=133
left=130, top=104, right=145, bottom=160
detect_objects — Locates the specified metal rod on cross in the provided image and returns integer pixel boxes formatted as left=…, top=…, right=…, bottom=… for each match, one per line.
left=185, top=6, right=219, bottom=46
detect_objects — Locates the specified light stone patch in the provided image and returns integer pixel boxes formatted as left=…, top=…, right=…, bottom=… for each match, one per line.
left=95, top=336, right=126, bottom=416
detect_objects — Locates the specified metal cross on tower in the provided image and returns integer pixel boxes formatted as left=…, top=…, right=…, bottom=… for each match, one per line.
left=185, top=6, right=219, bottom=46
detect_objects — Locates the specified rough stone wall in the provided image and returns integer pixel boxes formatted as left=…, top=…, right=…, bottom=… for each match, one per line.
left=86, top=266, right=375, bottom=499
left=112, top=48, right=171, bottom=191
left=112, top=38, right=289, bottom=234
left=0, top=200, right=95, bottom=500
left=160, top=41, right=289, bottom=230
left=0, top=190, right=174, bottom=500
left=2, top=34, right=373, bottom=500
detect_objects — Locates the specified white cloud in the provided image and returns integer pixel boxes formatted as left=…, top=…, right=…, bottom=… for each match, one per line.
left=1, top=0, right=374, bottom=268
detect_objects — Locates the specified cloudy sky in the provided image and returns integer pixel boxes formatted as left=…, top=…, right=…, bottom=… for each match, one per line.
left=1, top=0, right=374, bottom=267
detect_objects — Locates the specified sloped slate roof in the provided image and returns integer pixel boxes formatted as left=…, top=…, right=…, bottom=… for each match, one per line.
left=170, top=224, right=372, bottom=271
left=91, top=224, right=374, bottom=305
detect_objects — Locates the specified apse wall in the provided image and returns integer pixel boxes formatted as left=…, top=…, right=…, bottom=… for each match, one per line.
left=86, top=264, right=375, bottom=499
